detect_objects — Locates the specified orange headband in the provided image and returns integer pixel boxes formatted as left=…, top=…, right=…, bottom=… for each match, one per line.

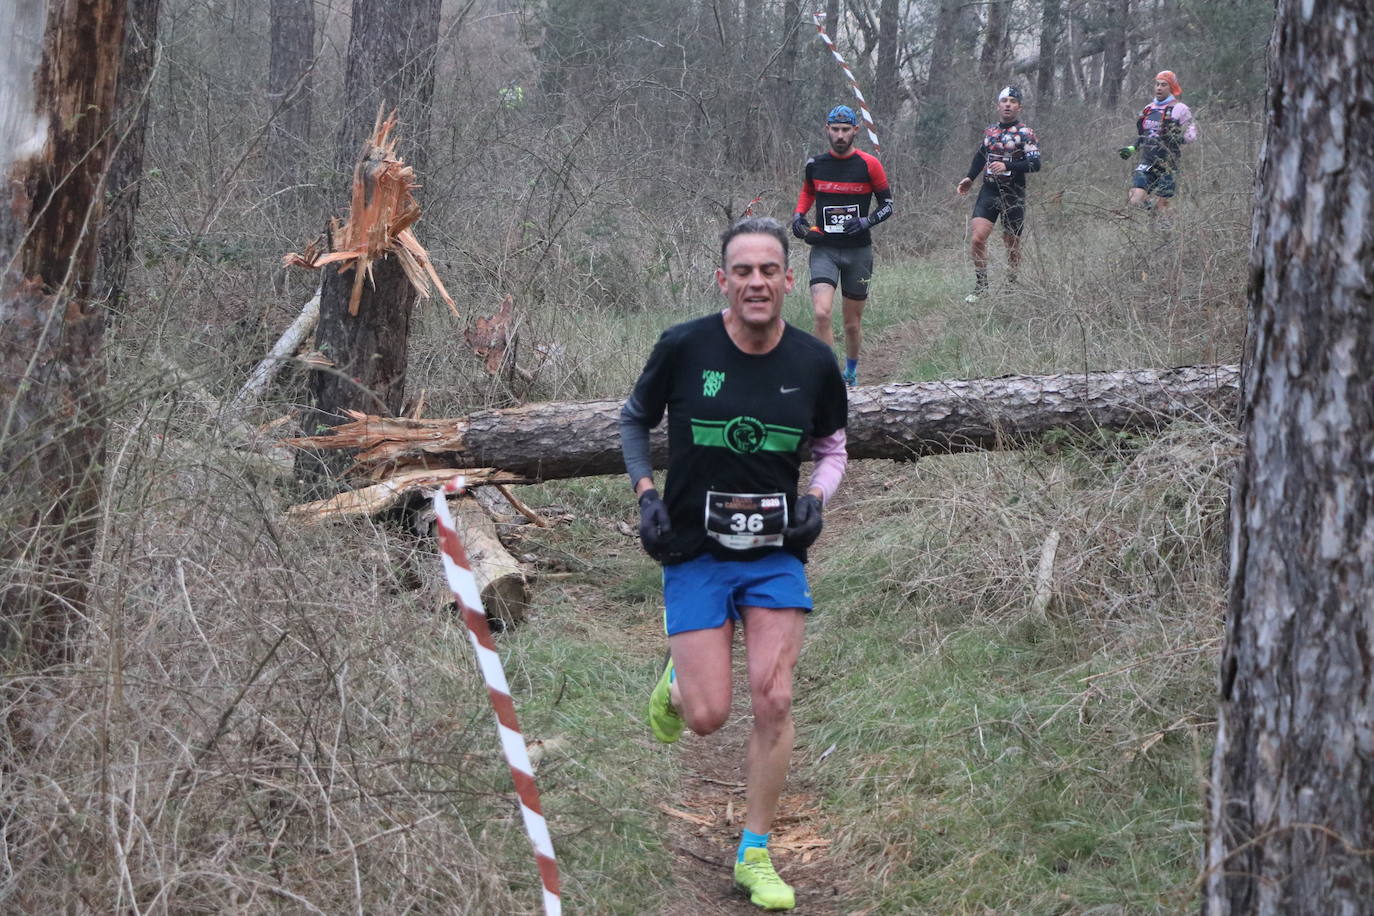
left=1155, top=70, right=1182, bottom=97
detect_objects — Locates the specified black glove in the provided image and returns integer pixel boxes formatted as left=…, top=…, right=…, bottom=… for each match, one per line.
left=638, top=489, right=673, bottom=560
left=784, top=494, right=823, bottom=550
left=1117, top=145, right=1136, bottom=160
left=790, top=213, right=809, bottom=240
left=843, top=215, right=871, bottom=236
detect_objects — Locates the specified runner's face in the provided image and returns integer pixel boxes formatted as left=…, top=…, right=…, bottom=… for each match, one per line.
left=997, top=97, right=1021, bottom=122
left=717, top=234, right=794, bottom=329
left=827, top=122, right=857, bottom=154
left=1154, top=78, right=1170, bottom=100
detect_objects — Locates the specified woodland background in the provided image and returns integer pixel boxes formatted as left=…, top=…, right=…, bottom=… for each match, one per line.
left=3, top=0, right=1282, bottom=912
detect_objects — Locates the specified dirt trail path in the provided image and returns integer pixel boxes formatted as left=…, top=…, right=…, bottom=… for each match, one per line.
left=658, top=644, right=852, bottom=915
left=656, top=320, right=922, bottom=914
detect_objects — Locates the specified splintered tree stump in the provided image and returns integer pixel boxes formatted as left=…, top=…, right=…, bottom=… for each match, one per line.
left=444, top=497, right=531, bottom=630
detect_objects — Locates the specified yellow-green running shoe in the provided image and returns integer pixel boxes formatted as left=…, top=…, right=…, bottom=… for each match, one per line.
left=647, top=654, right=683, bottom=743
left=734, top=847, right=795, bottom=910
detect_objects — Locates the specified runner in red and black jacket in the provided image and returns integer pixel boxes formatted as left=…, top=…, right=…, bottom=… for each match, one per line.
left=955, top=85, right=1041, bottom=302
left=791, top=104, right=894, bottom=387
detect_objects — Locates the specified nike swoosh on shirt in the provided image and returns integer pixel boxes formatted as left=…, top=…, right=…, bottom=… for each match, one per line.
left=780, top=386, right=800, bottom=394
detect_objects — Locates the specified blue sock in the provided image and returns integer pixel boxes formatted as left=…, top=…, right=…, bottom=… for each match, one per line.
left=845, top=358, right=858, bottom=375
left=737, top=828, right=769, bottom=862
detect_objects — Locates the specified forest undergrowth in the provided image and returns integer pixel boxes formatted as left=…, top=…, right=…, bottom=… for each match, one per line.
left=2, top=62, right=1253, bottom=909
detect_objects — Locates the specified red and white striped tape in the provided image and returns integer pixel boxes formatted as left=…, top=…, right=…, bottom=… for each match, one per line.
left=433, top=476, right=561, bottom=916
left=812, top=12, right=882, bottom=152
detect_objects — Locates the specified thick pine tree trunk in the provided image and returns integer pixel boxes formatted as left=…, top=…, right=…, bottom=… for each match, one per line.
left=334, top=0, right=441, bottom=180
left=95, top=0, right=160, bottom=315
left=1, top=0, right=126, bottom=663
left=1204, top=1, right=1374, bottom=911
left=267, top=0, right=316, bottom=194
left=289, top=365, right=1240, bottom=482
left=303, top=0, right=439, bottom=484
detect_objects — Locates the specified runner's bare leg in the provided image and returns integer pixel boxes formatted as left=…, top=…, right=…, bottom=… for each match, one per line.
left=669, top=622, right=735, bottom=736
left=841, top=296, right=865, bottom=360
left=811, top=283, right=837, bottom=348
left=740, top=606, right=806, bottom=834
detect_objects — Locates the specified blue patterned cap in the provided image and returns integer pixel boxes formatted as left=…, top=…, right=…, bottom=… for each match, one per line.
left=826, top=105, right=858, bottom=125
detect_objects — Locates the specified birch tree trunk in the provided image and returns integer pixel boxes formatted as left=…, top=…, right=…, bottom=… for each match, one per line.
left=1204, top=1, right=1374, bottom=911
left=1, top=0, right=126, bottom=663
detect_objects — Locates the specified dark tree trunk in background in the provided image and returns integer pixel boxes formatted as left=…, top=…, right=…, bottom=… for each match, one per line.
left=333, top=0, right=441, bottom=181
left=874, top=0, right=900, bottom=120
left=96, top=0, right=160, bottom=317
left=980, top=0, right=1012, bottom=82
left=1, top=0, right=127, bottom=664
left=1204, top=0, right=1374, bottom=912
left=1036, top=0, right=1062, bottom=110
left=1100, top=0, right=1128, bottom=107
left=267, top=0, right=316, bottom=193
left=926, top=0, right=961, bottom=96
left=779, top=0, right=801, bottom=130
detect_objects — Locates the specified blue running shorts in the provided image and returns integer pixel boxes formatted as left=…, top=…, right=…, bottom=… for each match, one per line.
left=662, top=551, right=813, bottom=636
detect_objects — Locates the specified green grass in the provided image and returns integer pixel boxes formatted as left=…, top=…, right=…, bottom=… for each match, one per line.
left=487, top=476, right=679, bottom=913
left=482, top=416, right=1228, bottom=913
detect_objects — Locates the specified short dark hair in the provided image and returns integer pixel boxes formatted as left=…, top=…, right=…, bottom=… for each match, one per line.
left=719, top=217, right=789, bottom=267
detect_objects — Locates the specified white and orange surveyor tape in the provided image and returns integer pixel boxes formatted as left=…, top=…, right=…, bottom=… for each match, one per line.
left=812, top=11, right=882, bottom=153
left=432, top=477, right=561, bottom=916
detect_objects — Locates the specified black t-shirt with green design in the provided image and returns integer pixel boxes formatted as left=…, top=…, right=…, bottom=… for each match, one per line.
left=628, top=313, right=848, bottom=564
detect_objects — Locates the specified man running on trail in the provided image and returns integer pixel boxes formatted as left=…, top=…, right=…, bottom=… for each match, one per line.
left=956, top=85, right=1041, bottom=303
left=791, top=104, right=894, bottom=388
left=1119, top=70, right=1197, bottom=214
left=620, top=217, right=849, bottom=911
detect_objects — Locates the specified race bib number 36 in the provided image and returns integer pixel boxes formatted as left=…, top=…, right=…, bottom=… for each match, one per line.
left=705, top=491, right=788, bottom=550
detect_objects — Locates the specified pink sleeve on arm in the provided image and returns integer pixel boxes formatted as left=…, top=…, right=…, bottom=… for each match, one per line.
left=1175, top=102, right=1199, bottom=143
left=807, top=428, right=848, bottom=505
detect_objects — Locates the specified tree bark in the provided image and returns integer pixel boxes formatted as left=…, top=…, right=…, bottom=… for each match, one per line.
left=1, top=0, right=127, bottom=663
left=1204, top=1, right=1374, bottom=912
left=778, top=0, right=801, bottom=129
left=289, top=365, right=1240, bottom=482
left=333, top=0, right=441, bottom=181
left=95, top=0, right=160, bottom=315
left=306, top=0, right=439, bottom=484
left=1036, top=0, right=1062, bottom=110
left=980, top=0, right=1012, bottom=82
left=1100, top=0, right=1128, bottom=107
left=874, top=0, right=899, bottom=120
left=267, top=0, right=316, bottom=194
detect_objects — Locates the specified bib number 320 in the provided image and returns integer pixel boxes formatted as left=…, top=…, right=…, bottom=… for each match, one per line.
left=705, top=491, right=788, bottom=550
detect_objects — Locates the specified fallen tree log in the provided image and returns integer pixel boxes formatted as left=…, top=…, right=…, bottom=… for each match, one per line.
left=287, top=364, right=1240, bottom=482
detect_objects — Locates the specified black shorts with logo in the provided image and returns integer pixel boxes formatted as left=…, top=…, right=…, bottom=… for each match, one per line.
left=971, top=180, right=1027, bottom=235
